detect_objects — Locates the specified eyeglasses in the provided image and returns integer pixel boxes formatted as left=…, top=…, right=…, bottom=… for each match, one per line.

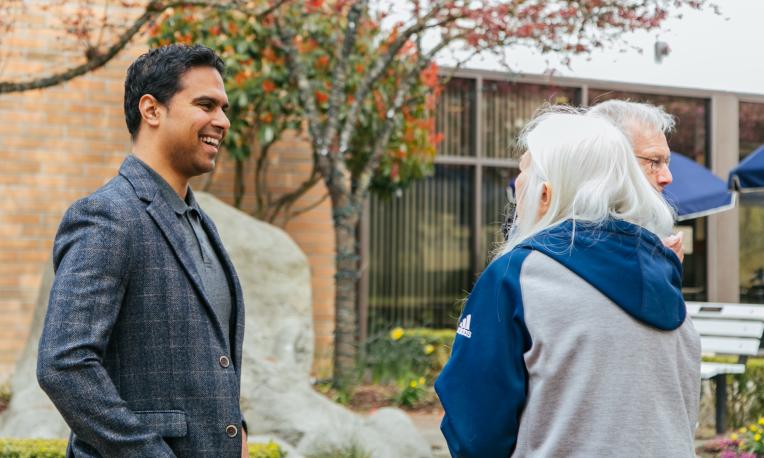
left=635, top=155, right=670, bottom=173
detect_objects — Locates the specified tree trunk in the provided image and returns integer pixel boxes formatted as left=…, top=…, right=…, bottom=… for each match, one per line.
left=233, top=159, right=244, bottom=209
left=330, top=190, right=361, bottom=387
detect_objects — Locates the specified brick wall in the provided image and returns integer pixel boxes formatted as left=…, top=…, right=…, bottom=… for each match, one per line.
left=0, top=7, right=335, bottom=378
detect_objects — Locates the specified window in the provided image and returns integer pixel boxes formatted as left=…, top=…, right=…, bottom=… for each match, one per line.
left=738, top=102, right=764, bottom=303
left=366, top=78, right=579, bottom=332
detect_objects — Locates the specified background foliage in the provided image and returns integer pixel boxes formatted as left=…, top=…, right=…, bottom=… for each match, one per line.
left=149, top=6, right=440, bottom=208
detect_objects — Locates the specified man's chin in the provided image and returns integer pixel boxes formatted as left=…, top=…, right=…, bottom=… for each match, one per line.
left=199, top=160, right=215, bottom=175
left=188, top=159, right=216, bottom=178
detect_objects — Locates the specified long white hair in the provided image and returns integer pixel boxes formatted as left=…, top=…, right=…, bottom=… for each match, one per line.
left=499, top=107, right=675, bottom=255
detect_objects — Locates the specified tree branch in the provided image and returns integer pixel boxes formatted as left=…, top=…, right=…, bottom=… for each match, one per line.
left=0, top=0, right=286, bottom=94
left=285, top=191, right=329, bottom=222
left=267, top=166, right=322, bottom=223
left=336, top=0, right=457, bottom=160
left=352, top=37, right=453, bottom=203
left=253, top=134, right=277, bottom=219
left=323, top=0, right=367, bottom=160
left=0, top=2, right=157, bottom=94
left=274, top=18, right=330, bottom=173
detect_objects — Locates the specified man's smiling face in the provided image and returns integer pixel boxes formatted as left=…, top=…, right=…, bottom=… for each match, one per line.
left=159, top=66, right=230, bottom=180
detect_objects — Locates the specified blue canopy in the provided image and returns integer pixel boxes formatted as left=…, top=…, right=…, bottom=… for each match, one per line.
left=729, top=144, right=764, bottom=203
left=664, top=152, right=736, bottom=221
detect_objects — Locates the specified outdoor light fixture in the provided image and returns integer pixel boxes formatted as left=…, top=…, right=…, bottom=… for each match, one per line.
left=654, top=40, right=671, bottom=63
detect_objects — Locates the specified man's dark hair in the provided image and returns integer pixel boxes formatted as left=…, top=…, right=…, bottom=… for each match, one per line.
left=124, top=44, right=225, bottom=139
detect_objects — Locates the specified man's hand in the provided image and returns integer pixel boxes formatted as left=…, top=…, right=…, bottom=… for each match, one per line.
left=241, top=427, right=248, bottom=458
left=663, top=232, right=684, bottom=263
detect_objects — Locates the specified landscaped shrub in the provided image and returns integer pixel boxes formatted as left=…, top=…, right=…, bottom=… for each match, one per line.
left=362, top=327, right=453, bottom=385
left=0, top=439, right=283, bottom=458
left=0, top=439, right=66, bottom=458
left=307, top=442, right=372, bottom=458
left=393, top=377, right=428, bottom=408
left=358, top=327, right=453, bottom=408
left=728, top=359, right=764, bottom=429
left=703, top=357, right=764, bottom=430
left=700, top=418, right=764, bottom=457
left=0, top=383, right=10, bottom=414
left=249, top=442, right=285, bottom=458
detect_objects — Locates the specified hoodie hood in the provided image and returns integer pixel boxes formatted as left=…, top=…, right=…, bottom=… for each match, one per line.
left=517, top=219, right=685, bottom=331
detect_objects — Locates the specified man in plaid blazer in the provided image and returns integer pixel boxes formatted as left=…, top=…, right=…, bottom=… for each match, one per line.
left=37, top=45, right=248, bottom=457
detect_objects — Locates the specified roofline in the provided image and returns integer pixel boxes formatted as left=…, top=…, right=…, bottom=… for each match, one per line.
left=440, top=66, right=764, bottom=104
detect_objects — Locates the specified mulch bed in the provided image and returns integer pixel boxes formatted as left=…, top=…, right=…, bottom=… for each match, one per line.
left=316, top=383, right=443, bottom=414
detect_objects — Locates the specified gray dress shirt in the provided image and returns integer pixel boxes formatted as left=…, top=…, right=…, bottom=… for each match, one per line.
left=135, top=158, right=233, bottom=351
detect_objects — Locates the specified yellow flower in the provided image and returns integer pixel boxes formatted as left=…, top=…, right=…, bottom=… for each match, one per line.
left=741, top=427, right=748, bottom=433
left=755, top=433, right=762, bottom=442
left=759, top=417, right=764, bottom=425
left=419, top=377, right=426, bottom=386
left=409, top=380, right=418, bottom=388
left=424, top=344, right=435, bottom=355
left=731, top=433, right=739, bottom=441
left=750, top=425, right=758, bottom=432
left=390, top=327, right=404, bottom=341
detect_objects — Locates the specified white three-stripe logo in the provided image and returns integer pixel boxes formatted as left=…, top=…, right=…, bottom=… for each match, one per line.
left=457, top=314, right=472, bottom=338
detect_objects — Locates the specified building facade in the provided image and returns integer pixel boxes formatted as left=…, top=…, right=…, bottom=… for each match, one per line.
left=1, top=13, right=762, bottom=379
left=362, top=67, right=761, bottom=340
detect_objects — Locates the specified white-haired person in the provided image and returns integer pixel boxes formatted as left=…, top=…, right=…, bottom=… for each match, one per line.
left=588, top=99, right=684, bottom=261
left=434, top=109, right=700, bottom=457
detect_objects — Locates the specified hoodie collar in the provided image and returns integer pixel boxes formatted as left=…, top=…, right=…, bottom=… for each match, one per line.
left=518, top=219, right=685, bottom=331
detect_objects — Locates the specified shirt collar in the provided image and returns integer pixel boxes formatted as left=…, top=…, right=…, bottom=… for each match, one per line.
left=132, top=157, right=198, bottom=215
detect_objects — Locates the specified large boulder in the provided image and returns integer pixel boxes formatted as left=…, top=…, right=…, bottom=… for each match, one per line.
left=0, top=193, right=430, bottom=458
left=0, top=263, right=67, bottom=438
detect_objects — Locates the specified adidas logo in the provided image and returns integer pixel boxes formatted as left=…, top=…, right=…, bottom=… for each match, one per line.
left=456, top=314, right=472, bottom=338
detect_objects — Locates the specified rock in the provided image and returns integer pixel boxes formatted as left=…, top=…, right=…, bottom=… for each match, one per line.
left=199, top=193, right=431, bottom=458
left=0, top=263, right=69, bottom=438
left=0, top=193, right=431, bottom=458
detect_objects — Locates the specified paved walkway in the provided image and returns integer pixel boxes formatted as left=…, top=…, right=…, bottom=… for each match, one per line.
left=408, top=410, right=713, bottom=458
left=408, top=411, right=449, bottom=458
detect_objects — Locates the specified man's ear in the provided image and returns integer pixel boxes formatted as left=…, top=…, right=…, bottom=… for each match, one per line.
left=539, top=181, right=552, bottom=217
left=138, top=94, right=163, bottom=129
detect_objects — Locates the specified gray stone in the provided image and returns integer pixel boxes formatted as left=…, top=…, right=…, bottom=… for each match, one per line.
left=0, top=263, right=68, bottom=438
left=199, top=193, right=430, bottom=458
left=0, top=193, right=431, bottom=458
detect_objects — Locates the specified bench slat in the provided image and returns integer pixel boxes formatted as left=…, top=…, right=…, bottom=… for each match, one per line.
left=700, top=362, right=746, bottom=379
left=687, top=301, right=764, bottom=321
left=701, top=336, right=761, bottom=355
left=693, top=319, right=764, bottom=338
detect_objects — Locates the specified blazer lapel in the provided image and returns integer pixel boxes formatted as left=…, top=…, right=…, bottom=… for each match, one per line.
left=199, top=212, right=245, bottom=373
left=119, top=156, right=228, bottom=346
left=145, top=199, right=227, bottom=342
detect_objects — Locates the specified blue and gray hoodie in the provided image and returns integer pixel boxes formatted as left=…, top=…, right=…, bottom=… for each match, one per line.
left=435, top=219, right=701, bottom=458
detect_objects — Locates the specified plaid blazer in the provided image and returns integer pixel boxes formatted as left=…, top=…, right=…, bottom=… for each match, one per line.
left=37, top=155, right=246, bottom=457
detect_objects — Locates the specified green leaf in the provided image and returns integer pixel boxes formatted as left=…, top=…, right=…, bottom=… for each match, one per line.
left=259, top=126, right=274, bottom=144
left=238, top=92, right=249, bottom=108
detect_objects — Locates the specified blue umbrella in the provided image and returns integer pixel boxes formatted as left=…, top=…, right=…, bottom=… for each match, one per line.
left=729, top=144, right=764, bottom=204
left=664, top=152, right=736, bottom=221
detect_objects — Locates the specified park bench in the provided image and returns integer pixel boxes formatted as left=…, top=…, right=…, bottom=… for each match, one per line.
left=687, top=301, right=764, bottom=434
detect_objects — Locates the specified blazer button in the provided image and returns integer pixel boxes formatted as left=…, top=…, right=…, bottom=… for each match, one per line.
left=219, top=355, right=230, bottom=368
left=226, top=424, right=238, bottom=438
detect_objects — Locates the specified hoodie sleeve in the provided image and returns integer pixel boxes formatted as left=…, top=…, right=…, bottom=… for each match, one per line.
left=435, top=249, right=533, bottom=458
